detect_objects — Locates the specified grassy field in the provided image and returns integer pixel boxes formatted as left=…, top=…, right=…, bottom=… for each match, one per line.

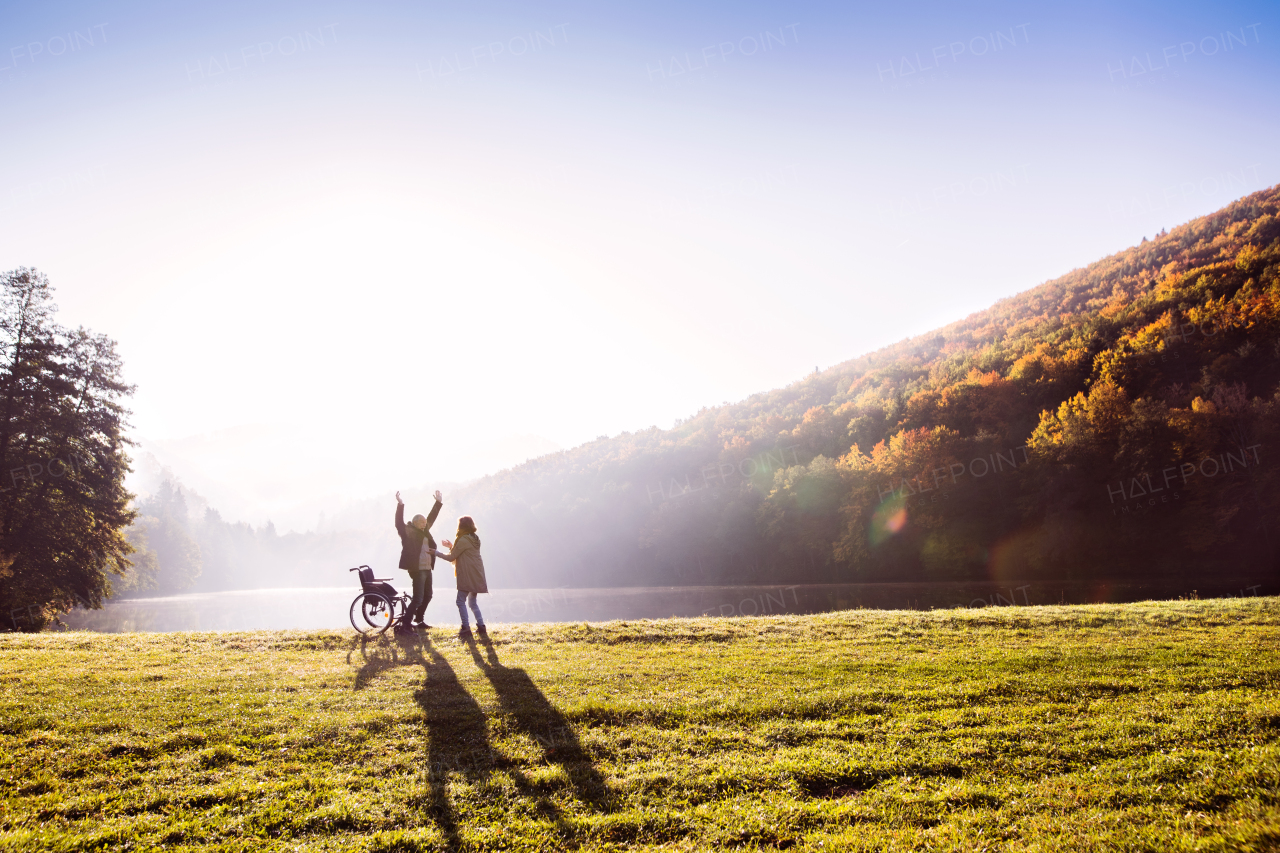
left=1, top=599, right=1278, bottom=852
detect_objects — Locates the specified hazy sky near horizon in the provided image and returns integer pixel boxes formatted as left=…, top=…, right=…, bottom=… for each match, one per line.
left=2, top=0, right=1277, bottom=530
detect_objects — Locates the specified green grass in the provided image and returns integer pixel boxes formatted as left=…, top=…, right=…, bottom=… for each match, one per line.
left=2, top=599, right=1279, bottom=852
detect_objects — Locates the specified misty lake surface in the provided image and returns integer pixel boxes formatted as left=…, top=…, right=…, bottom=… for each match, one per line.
left=57, top=579, right=1265, bottom=633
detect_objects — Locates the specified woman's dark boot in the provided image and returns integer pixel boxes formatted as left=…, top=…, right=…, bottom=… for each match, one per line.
left=476, top=625, right=488, bottom=639
left=458, top=625, right=473, bottom=641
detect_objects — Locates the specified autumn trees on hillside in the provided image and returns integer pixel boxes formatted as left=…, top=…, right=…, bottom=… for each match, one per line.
left=455, top=186, right=1280, bottom=589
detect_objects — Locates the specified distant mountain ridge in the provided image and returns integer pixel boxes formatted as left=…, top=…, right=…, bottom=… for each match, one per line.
left=445, top=185, right=1280, bottom=589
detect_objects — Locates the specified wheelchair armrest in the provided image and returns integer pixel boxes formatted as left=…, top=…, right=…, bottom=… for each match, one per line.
left=374, top=578, right=393, bottom=582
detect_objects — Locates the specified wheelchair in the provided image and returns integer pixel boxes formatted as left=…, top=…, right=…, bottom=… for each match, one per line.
left=347, top=565, right=412, bottom=636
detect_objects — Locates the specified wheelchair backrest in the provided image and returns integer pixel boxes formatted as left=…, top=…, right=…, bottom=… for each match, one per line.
left=355, top=568, right=397, bottom=600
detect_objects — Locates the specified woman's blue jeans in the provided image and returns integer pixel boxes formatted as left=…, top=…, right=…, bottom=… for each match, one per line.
left=456, top=590, right=484, bottom=627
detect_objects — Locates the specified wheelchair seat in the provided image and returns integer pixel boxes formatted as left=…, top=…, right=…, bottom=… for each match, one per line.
left=355, top=567, right=397, bottom=602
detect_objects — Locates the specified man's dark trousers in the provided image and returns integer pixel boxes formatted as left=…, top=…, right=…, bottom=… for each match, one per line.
left=407, top=568, right=432, bottom=623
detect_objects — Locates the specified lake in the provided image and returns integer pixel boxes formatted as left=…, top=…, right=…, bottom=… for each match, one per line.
left=56, top=578, right=1270, bottom=633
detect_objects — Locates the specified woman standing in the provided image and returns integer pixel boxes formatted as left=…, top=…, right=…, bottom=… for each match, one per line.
left=435, top=516, right=488, bottom=640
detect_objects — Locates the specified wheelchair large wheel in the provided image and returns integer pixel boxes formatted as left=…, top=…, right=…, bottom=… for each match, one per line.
left=350, top=592, right=396, bottom=636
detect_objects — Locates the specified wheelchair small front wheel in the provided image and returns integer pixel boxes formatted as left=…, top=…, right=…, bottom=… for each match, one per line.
left=350, top=592, right=395, bottom=636
left=392, top=594, right=411, bottom=624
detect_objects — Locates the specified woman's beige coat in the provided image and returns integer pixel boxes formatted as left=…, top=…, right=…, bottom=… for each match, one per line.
left=437, top=534, right=488, bottom=593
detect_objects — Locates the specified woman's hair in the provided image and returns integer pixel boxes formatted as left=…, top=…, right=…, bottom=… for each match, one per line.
left=456, top=516, right=477, bottom=536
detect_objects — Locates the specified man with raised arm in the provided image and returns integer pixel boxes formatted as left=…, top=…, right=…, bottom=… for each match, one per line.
left=394, top=489, right=443, bottom=636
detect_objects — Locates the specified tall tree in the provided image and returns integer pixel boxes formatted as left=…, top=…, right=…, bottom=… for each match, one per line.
left=0, top=268, right=136, bottom=630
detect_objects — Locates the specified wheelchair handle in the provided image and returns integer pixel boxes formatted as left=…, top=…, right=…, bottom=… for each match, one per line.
left=349, top=564, right=393, bottom=582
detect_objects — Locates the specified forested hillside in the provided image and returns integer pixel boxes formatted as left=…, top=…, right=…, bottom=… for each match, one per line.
left=448, top=186, right=1280, bottom=589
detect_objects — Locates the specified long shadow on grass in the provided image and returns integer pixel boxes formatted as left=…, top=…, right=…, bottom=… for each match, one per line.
left=348, top=635, right=599, bottom=844
left=349, top=635, right=497, bottom=848
left=349, top=637, right=404, bottom=690
left=405, top=637, right=496, bottom=850
left=466, top=635, right=613, bottom=812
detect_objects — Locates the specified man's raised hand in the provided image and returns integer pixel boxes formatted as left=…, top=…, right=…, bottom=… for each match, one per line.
left=396, top=491, right=404, bottom=506
left=433, top=490, right=443, bottom=503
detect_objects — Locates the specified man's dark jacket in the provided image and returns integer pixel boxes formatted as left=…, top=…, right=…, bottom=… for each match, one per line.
left=395, top=500, right=443, bottom=572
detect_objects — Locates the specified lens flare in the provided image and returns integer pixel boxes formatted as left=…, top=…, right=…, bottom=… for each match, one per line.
left=869, top=496, right=908, bottom=546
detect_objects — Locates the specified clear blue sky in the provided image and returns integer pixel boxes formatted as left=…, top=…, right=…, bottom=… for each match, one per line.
left=1, top=0, right=1276, bottom=529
